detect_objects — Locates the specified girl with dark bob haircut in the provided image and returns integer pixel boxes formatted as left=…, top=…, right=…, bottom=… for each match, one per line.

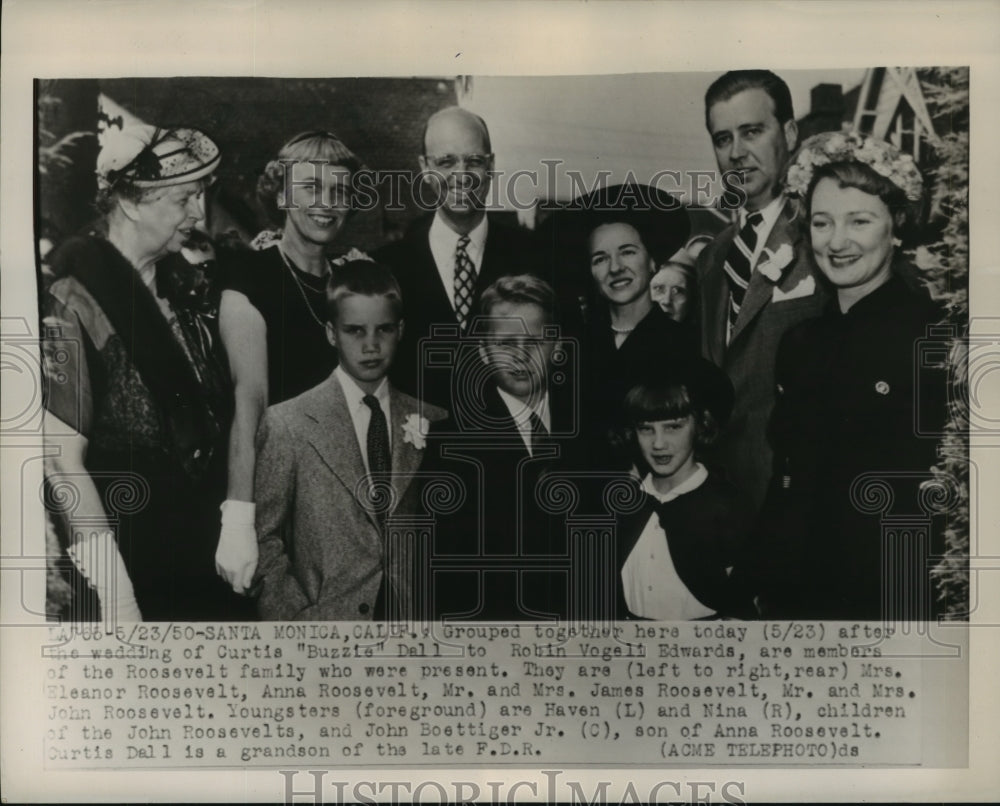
left=612, top=358, right=749, bottom=621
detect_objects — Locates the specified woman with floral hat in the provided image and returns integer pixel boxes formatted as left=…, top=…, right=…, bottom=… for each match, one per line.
left=737, top=131, right=948, bottom=620
left=42, top=124, right=241, bottom=620
left=215, top=132, right=369, bottom=595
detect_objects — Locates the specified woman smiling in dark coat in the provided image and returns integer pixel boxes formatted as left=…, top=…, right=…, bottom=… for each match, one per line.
left=739, top=131, right=947, bottom=621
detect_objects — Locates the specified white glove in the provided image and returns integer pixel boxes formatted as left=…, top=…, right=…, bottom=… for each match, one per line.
left=216, top=500, right=258, bottom=594
left=66, top=529, right=142, bottom=623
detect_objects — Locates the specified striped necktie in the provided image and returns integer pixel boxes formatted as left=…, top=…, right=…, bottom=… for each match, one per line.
left=723, top=211, right=764, bottom=333
left=453, top=234, right=476, bottom=329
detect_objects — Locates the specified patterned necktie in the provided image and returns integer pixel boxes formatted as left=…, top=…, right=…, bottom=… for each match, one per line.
left=453, top=234, right=476, bottom=329
left=363, top=394, right=391, bottom=479
left=529, top=411, right=551, bottom=457
left=363, top=394, right=392, bottom=619
left=723, top=211, right=764, bottom=333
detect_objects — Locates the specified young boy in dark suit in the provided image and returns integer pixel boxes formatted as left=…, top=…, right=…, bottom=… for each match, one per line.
left=426, top=274, right=578, bottom=620
left=254, top=260, right=446, bottom=620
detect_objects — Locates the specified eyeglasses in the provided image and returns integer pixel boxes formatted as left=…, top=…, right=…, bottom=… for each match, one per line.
left=424, top=153, right=493, bottom=171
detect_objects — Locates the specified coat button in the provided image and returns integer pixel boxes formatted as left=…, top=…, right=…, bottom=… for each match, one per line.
left=358, top=603, right=370, bottom=615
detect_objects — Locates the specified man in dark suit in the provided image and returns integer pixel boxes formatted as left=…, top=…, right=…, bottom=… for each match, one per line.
left=424, top=275, right=581, bottom=620
left=697, top=70, right=828, bottom=526
left=376, top=106, right=539, bottom=412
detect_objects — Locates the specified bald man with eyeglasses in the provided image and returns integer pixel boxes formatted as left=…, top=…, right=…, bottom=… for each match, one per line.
left=376, top=106, right=543, bottom=412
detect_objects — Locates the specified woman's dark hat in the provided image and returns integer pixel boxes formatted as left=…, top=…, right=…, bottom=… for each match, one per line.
left=574, top=182, right=691, bottom=264
left=539, top=182, right=691, bottom=264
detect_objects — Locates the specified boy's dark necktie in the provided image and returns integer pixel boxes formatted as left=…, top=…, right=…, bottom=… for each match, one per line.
left=529, top=410, right=551, bottom=457
left=363, top=394, right=391, bottom=481
left=363, top=394, right=391, bottom=620
left=454, top=234, right=476, bottom=330
left=723, top=210, right=763, bottom=333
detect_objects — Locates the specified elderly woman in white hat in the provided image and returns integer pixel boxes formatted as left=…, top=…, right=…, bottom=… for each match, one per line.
left=42, top=124, right=243, bottom=621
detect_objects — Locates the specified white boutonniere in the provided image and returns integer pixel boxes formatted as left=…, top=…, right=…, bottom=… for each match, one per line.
left=757, top=243, right=795, bottom=283
left=771, top=274, right=816, bottom=303
left=401, top=413, right=430, bottom=450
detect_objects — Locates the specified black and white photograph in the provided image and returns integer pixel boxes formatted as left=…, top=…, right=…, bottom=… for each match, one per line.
left=34, top=68, right=970, bottom=625
left=2, top=1, right=997, bottom=802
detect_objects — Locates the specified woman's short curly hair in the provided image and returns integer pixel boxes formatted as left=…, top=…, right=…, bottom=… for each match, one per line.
left=94, top=181, right=171, bottom=216
left=806, top=160, right=925, bottom=247
left=256, top=131, right=364, bottom=226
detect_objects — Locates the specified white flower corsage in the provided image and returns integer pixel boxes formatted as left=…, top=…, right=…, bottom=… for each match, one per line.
left=401, top=414, right=430, bottom=450
left=757, top=243, right=795, bottom=282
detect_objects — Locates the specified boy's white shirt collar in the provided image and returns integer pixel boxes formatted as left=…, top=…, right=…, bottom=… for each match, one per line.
left=428, top=213, right=489, bottom=308
left=495, top=386, right=550, bottom=456
left=334, top=365, right=392, bottom=472
left=640, top=462, right=708, bottom=503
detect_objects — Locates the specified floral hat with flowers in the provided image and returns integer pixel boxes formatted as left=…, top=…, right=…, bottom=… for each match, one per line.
left=97, top=124, right=220, bottom=191
left=785, top=130, right=924, bottom=203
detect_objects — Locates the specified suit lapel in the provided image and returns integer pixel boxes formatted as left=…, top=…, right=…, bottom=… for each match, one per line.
left=413, top=219, right=458, bottom=327
left=549, top=378, right=576, bottom=439
left=303, top=375, right=380, bottom=530
left=476, top=215, right=503, bottom=295
left=389, top=388, right=426, bottom=502
left=701, top=227, right=736, bottom=366
left=481, top=384, right=530, bottom=448
left=730, top=200, right=801, bottom=345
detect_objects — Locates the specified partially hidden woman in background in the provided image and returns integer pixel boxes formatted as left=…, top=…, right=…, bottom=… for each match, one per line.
left=738, top=131, right=947, bottom=620
left=650, top=249, right=701, bottom=349
left=215, top=132, right=367, bottom=594
left=42, top=125, right=241, bottom=620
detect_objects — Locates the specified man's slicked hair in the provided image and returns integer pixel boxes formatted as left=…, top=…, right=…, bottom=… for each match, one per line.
left=704, top=70, right=795, bottom=128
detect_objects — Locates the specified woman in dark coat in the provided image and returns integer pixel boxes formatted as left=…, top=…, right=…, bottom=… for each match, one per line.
left=740, top=131, right=947, bottom=620
left=42, top=125, right=240, bottom=620
left=570, top=184, right=697, bottom=470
